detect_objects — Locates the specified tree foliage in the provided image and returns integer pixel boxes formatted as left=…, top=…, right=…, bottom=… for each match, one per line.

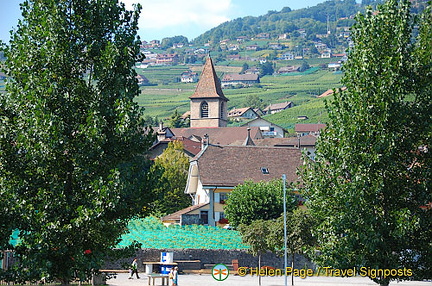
left=168, top=109, right=189, bottom=128
left=193, top=0, right=371, bottom=45
left=224, top=180, right=296, bottom=228
left=149, top=141, right=191, bottom=216
left=301, top=0, right=432, bottom=284
left=0, top=0, right=154, bottom=283
left=244, top=94, right=266, bottom=110
left=258, top=61, right=274, bottom=77
left=268, top=209, right=316, bottom=285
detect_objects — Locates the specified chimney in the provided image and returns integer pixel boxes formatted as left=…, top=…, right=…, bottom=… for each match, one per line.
left=202, top=134, right=209, bottom=150
left=157, top=121, right=166, bottom=141
left=243, top=127, right=255, bottom=146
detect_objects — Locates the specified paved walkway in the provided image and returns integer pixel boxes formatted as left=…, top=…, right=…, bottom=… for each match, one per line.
left=107, top=273, right=431, bottom=286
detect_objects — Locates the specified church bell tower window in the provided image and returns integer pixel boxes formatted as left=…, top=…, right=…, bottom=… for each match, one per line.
left=201, top=101, right=209, bottom=118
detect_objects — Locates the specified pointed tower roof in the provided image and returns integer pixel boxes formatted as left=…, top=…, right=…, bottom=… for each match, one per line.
left=190, top=55, right=229, bottom=101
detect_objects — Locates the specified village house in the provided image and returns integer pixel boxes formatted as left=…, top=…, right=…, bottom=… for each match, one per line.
left=278, top=33, right=289, bottom=40
left=236, top=36, right=249, bottom=42
left=221, top=73, right=260, bottom=88
left=136, top=74, right=149, bottom=86
left=328, top=62, right=341, bottom=70
left=318, top=86, right=347, bottom=98
left=246, top=45, right=259, bottom=51
left=263, top=101, right=294, bottom=114
left=149, top=40, right=161, bottom=48
left=295, top=123, right=326, bottom=137
left=227, top=107, right=260, bottom=121
left=277, top=66, right=300, bottom=74
left=243, top=67, right=260, bottom=74
left=320, top=49, right=332, bottom=58
left=169, top=126, right=263, bottom=146
left=279, top=52, right=295, bottom=61
left=241, top=117, right=287, bottom=138
left=268, top=43, right=283, bottom=50
left=226, top=54, right=241, bottom=61
left=228, top=44, right=240, bottom=51
left=169, top=144, right=302, bottom=226
left=156, top=54, right=179, bottom=65
left=149, top=136, right=202, bottom=160
left=252, top=135, right=318, bottom=160
left=256, top=33, right=270, bottom=39
left=181, top=70, right=199, bottom=83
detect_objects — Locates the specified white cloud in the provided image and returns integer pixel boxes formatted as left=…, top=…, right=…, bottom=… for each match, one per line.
left=122, top=0, right=233, bottom=37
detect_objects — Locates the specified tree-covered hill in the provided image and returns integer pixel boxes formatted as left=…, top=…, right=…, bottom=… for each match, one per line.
left=193, top=0, right=364, bottom=44
left=192, top=0, right=428, bottom=45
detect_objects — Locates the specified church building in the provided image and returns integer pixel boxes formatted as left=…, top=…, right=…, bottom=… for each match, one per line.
left=189, top=56, right=229, bottom=128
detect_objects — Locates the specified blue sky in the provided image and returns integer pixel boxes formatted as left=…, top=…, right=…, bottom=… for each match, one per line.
left=1, top=0, right=326, bottom=43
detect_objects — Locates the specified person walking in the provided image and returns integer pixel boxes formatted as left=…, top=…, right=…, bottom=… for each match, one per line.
left=171, top=266, right=178, bottom=286
left=128, top=258, right=140, bottom=279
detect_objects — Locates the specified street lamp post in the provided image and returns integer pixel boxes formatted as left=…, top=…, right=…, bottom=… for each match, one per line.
left=282, top=174, right=287, bottom=286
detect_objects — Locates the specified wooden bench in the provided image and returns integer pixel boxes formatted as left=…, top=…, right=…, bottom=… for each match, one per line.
left=146, top=274, right=169, bottom=286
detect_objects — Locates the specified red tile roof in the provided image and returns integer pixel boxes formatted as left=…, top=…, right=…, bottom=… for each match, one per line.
left=171, top=126, right=263, bottom=146
left=195, top=145, right=302, bottom=186
left=263, top=101, right=293, bottom=112
left=189, top=56, right=228, bottom=101
left=295, top=124, right=326, bottom=133
left=251, top=135, right=317, bottom=147
left=161, top=203, right=209, bottom=221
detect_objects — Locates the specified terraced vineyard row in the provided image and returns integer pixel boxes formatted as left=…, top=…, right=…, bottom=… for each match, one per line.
left=118, top=217, right=248, bottom=250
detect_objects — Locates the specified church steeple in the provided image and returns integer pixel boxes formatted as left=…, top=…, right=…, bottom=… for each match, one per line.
left=190, top=55, right=228, bottom=101
left=189, top=55, right=229, bottom=128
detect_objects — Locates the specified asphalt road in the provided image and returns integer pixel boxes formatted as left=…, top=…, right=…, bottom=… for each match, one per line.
left=106, top=272, right=431, bottom=286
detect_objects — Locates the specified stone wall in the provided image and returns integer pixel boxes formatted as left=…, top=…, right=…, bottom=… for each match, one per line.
left=104, top=249, right=315, bottom=271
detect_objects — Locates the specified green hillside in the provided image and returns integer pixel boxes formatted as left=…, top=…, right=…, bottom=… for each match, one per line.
left=136, top=66, right=343, bottom=123
left=193, top=0, right=362, bottom=44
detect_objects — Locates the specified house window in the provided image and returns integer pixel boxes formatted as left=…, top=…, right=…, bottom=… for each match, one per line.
left=200, top=211, right=208, bottom=225
left=219, top=193, right=229, bottom=204
left=261, top=167, right=269, bottom=174
left=220, top=102, right=224, bottom=119
left=200, top=101, right=209, bottom=118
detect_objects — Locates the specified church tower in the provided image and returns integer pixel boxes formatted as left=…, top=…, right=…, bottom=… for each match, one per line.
left=189, top=55, right=229, bottom=128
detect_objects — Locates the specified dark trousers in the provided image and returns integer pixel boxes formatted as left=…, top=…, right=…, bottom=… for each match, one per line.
left=129, top=269, right=139, bottom=278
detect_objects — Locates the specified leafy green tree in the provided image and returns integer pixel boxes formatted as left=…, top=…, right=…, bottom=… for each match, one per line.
left=225, top=180, right=296, bottom=228
left=301, top=0, right=431, bottom=285
left=168, top=109, right=189, bottom=128
left=161, top=35, right=188, bottom=49
left=258, top=61, right=274, bottom=77
left=244, top=94, right=265, bottom=110
left=0, top=0, right=154, bottom=283
left=144, top=115, right=160, bottom=128
left=149, top=141, right=191, bottom=216
left=238, top=220, right=274, bottom=286
left=298, top=61, right=310, bottom=72
left=268, top=209, right=316, bottom=286
left=241, top=63, right=249, bottom=73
